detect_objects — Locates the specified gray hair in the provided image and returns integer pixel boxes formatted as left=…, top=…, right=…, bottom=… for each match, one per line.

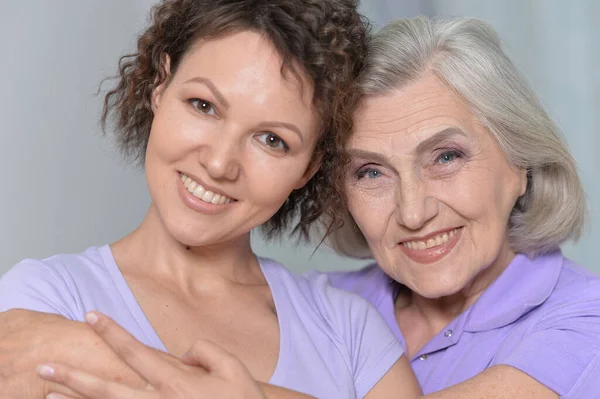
left=329, top=16, right=587, bottom=259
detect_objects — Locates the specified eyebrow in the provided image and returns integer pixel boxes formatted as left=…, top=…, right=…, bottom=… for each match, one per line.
left=415, top=127, right=468, bottom=154
left=183, top=76, right=230, bottom=109
left=347, top=148, right=392, bottom=166
left=347, top=127, right=468, bottom=164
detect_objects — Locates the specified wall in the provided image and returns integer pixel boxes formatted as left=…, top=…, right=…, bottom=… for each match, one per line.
left=1, top=1, right=597, bottom=276
left=0, top=1, right=152, bottom=274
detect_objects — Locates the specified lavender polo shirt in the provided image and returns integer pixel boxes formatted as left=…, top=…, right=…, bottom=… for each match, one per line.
left=329, top=251, right=600, bottom=398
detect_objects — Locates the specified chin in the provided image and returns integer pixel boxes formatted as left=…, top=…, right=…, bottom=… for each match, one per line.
left=408, top=273, right=468, bottom=299
left=163, top=220, right=216, bottom=247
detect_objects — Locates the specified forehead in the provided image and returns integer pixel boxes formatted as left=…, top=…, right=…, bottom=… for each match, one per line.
left=174, top=30, right=314, bottom=107
left=351, top=73, right=477, bottom=149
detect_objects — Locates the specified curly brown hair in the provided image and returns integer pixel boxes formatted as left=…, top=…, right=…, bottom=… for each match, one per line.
left=101, top=0, right=369, bottom=240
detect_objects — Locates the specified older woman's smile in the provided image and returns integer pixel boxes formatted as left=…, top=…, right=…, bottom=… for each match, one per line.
left=399, top=227, right=463, bottom=264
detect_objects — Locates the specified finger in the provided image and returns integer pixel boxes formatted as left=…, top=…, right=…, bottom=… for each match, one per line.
left=46, top=394, right=77, bottom=399
left=43, top=380, right=85, bottom=399
left=2, top=370, right=84, bottom=399
left=180, top=340, right=248, bottom=379
left=85, top=312, right=179, bottom=386
left=37, top=363, right=149, bottom=399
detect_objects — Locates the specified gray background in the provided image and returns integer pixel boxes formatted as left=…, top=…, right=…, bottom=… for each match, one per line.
left=1, top=1, right=597, bottom=276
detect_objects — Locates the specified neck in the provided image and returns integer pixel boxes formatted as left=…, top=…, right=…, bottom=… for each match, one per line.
left=396, top=241, right=516, bottom=349
left=112, top=204, right=263, bottom=294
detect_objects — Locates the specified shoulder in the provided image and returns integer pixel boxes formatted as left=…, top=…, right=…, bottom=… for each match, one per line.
left=259, top=257, right=403, bottom=397
left=326, top=263, right=394, bottom=309
left=536, top=255, right=600, bottom=325
left=260, top=257, right=375, bottom=313
left=259, top=257, right=395, bottom=334
left=5, top=246, right=111, bottom=287
left=493, top=254, right=600, bottom=396
left=0, top=246, right=112, bottom=317
left=555, top=256, right=600, bottom=290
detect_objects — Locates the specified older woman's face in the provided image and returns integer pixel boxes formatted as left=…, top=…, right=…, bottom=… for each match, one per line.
left=345, top=73, right=527, bottom=298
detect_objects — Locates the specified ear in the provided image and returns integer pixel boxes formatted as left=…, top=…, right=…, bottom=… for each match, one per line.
left=151, top=54, right=171, bottom=111
left=293, top=155, right=322, bottom=190
left=518, top=166, right=528, bottom=196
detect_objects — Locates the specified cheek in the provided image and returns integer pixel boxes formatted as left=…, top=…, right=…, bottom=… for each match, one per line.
left=246, top=161, right=309, bottom=207
left=433, top=166, right=496, bottom=219
left=346, top=185, right=393, bottom=243
left=149, top=101, right=218, bottom=162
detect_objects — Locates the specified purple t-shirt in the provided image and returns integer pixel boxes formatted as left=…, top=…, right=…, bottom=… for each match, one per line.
left=329, top=251, right=600, bottom=398
left=0, top=245, right=403, bottom=399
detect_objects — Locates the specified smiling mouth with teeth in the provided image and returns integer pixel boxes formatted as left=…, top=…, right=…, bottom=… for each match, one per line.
left=401, top=227, right=463, bottom=250
left=180, top=173, right=234, bottom=205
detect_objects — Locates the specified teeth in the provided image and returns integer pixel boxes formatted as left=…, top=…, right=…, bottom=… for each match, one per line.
left=402, top=228, right=461, bottom=250
left=201, top=190, right=213, bottom=202
left=180, top=173, right=233, bottom=205
left=193, top=185, right=205, bottom=198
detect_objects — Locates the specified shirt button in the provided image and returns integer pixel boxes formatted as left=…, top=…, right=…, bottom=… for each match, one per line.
left=419, top=354, right=428, bottom=360
left=444, top=329, right=453, bottom=338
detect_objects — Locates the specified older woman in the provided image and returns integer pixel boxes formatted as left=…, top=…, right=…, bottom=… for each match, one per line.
left=327, top=16, right=598, bottom=398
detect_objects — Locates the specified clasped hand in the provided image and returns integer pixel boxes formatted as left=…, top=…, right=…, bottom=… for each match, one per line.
left=35, top=312, right=266, bottom=399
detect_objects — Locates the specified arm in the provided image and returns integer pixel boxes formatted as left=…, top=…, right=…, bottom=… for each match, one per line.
left=421, top=365, right=558, bottom=399
left=0, top=310, right=150, bottom=398
left=0, top=256, right=153, bottom=398
left=38, top=312, right=315, bottom=399
left=0, top=260, right=311, bottom=399
left=316, top=274, right=421, bottom=399
left=365, top=356, right=421, bottom=399
left=1, top=310, right=313, bottom=399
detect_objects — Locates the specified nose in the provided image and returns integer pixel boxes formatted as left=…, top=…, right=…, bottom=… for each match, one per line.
left=198, top=129, right=241, bottom=181
left=394, top=175, right=439, bottom=230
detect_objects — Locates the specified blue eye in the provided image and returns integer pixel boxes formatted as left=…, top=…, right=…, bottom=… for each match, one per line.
left=257, top=132, right=288, bottom=152
left=357, top=168, right=381, bottom=179
left=190, top=99, right=216, bottom=116
left=438, top=150, right=460, bottom=164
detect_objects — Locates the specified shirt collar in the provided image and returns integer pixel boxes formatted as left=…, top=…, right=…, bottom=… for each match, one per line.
left=464, top=250, right=564, bottom=332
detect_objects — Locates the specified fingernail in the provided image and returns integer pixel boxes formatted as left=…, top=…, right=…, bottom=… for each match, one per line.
left=36, top=364, right=55, bottom=378
left=85, top=311, right=99, bottom=325
left=47, top=394, right=63, bottom=399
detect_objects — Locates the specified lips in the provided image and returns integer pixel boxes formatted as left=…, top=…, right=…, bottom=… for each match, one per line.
left=401, top=227, right=461, bottom=250
left=180, top=173, right=234, bottom=205
left=398, top=227, right=464, bottom=264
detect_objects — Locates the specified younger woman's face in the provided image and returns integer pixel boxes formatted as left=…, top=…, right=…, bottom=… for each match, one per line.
left=145, top=30, right=320, bottom=248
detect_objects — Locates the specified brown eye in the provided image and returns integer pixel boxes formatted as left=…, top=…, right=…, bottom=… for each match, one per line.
left=190, top=99, right=216, bottom=115
left=257, top=133, right=288, bottom=151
